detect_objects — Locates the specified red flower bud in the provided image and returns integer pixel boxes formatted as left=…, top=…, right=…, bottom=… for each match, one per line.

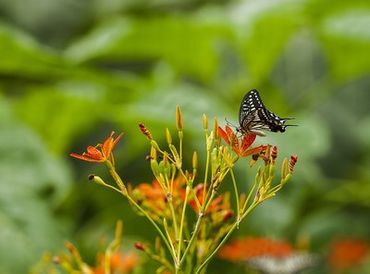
left=139, top=123, right=153, bottom=140
left=222, top=210, right=234, bottom=222
left=289, top=155, right=298, bottom=174
left=271, top=145, right=278, bottom=161
left=134, top=242, right=145, bottom=251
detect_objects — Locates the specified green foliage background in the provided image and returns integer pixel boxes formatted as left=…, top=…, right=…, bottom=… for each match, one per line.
left=0, top=0, right=369, bottom=273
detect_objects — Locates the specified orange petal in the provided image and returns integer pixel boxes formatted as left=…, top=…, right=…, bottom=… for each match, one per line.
left=218, top=126, right=230, bottom=145
left=86, top=146, right=104, bottom=160
left=240, top=145, right=267, bottom=157
left=224, top=126, right=239, bottom=153
left=102, top=132, right=114, bottom=157
left=241, top=133, right=256, bottom=151
left=69, top=153, right=102, bottom=162
left=225, top=125, right=236, bottom=139
left=113, top=132, right=123, bottom=147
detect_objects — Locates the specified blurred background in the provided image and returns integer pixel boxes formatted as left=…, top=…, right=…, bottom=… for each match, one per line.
left=0, top=0, right=369, bottom=273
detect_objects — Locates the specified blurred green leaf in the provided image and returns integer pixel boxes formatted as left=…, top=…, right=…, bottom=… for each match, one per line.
left=13, top=89, right=102, bottom=154
left=317, top=9, right=370, bottom=80
left=0, top=24, right=69, bottom=78
left=65, top=16, right=233, bottom=81
left=0, top=98, right=71, bottom=273
left=326, top=180, right=370, bottom=207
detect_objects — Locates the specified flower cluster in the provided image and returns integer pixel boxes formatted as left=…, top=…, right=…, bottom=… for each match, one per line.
left=69, top=106, right=298, bottom=273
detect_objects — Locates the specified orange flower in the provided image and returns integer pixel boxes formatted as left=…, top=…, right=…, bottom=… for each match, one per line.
left=188, top=184, right=233, bottom=222
left=218, top=237, right=292, bottom=262
left=94, top=252, right=138, bottom=274
left=218, top=126, right=267, bottom=157
left=328, top=238, right=369, bottom=271
left=70, top=131, right=123, bottom=163
left=132, top=178, right=185, bottom=219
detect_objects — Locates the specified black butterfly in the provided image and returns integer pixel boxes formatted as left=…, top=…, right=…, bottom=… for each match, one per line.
left=238, top=89, right=294, bottom=136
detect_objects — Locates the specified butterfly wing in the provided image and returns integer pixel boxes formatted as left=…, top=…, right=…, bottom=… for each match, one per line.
left=239, top=89, right=265, bottom=133
left=239, top=89, right=291, bottom=134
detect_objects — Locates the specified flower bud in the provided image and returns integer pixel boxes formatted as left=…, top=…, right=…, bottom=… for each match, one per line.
left=139, top=123, right=153, bottom=140
left=176, top=105, right=183, bottom=131
left=271, top=145, right=278, bottom=161
left=222, top=210, right=234, bottom=222
left=213, top=117, right=219, bottom=140
left=289, top=155, right=298, bottom=174
left=65, top=242, right=80, bottom=258
left=165, top=128, right=172, bottom=144
left=206, top=133, right=214, bottom=151
left=192, top=151, right=198, bottom=170
left=150, top=145, right=157, bottom=160
left=269, top=164, right=275, bottom=177
left=281, top=158, right=288, bottom=179
left=88, top=174, right=106, bottom=186
left=134, top=242, right=145, bottom=251
left=150, top=140, right=160, bottom=151
left=169, top=144, right=181, bottom=168
left=150, top=158, right=160, bottom=177
left=282, top=173, right=292, bottom=184
left=203, top=113, right=208, bottom=130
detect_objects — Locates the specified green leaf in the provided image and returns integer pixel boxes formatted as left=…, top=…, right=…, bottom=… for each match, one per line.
left=0, top=24, right=69, bottom=78
left=65, top=16, right=233, bottom=82
left=0, top=99, right=72, bottom=273
left=13, top=89, right=103, bottom=154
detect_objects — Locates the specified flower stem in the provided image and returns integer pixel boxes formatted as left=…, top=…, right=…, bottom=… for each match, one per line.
left=241, top=176, right=258, bottom=214
left=106, top=161, right=127, bottom=195
left=177, top=185, right=189, bottom=263
left=144, top=251, right=174, bottom=272
left=178, top=189, right=216, bottom=267
left=230, top=169, right=240, bottom=225
left=202, top=131, right=211, bottom=204
left=169, top=200, right=179, bottom=241
left=163, top=218, right=179, bottom=266
left=105, top=163, right=178, bottom=266
left=195, top=202, right=259, bottom=273
left=126, top=195, right=178, bottom=266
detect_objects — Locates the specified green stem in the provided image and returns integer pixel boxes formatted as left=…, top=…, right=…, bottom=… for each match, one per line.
left=145, top=252, right=174, bottom=272
left=179, top=130, right=183, bottom=161
left=106, top=163, right=178, bottom=266
left=195, top=202, right=259, bottom=273
left=178, top=212, right=203, bottom=266
left=179, top=190, right=216, bottom=267
left=163, top=218, right=178, bottom=267
left=169, top=200, right=179, bottom=241
left=177, top=185, right=189, bottom=261
left=230, top=169, right=240, bottom=224
left=241, top=176, right=258, bottom=213
left=202, top=132, right=210, bottom=206
left=106, top=161, right=127, bottom=195
left=126, top=195, right=178, bottom=265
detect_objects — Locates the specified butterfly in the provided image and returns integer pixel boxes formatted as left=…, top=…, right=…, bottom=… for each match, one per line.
left=238, top=89, right=295, bottom=136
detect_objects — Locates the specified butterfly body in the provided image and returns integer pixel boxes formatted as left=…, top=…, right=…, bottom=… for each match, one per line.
left=238, top=89, right=292, bottom=136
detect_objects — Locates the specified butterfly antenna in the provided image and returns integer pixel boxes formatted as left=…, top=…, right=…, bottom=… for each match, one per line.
left=283, top=117, right=297, bottom=126
left=225, top=118, right=238, bottom=129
